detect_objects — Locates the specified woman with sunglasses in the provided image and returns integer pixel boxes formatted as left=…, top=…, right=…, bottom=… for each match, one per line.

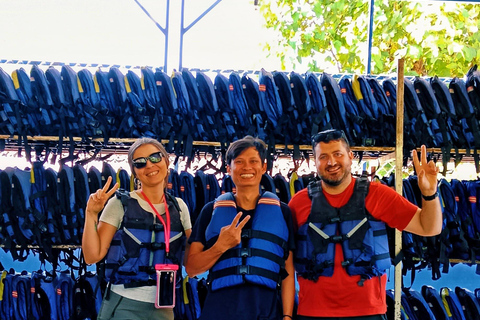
left=82, top=137, right=192, bottom=320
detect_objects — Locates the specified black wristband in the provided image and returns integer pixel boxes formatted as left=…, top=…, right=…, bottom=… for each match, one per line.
left=422, top=191, right=439, bottom=201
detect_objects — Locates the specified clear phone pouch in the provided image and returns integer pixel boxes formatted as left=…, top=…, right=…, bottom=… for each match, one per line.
left=155, top=264, right=178, bottom=309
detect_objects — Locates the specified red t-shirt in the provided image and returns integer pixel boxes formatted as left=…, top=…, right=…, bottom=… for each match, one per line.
left=289, top=178, right=418, bottom=317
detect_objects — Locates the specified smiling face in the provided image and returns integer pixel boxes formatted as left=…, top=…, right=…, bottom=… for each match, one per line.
left=132, top=143, right=168, bottom=189
left=227, top=146, right=266, bottom=190
left=314, top=139, right=354, bottom=190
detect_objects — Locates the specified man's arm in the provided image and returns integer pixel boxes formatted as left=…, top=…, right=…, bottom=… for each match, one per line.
left=281, top=251, right=295, bottom=319
left=404, top=145, right=442, bottom=236
left=185, top=212, right=250, bottom=277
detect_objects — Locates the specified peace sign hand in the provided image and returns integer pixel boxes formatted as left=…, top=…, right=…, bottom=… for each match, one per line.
left=85, top=176, right=119, bottom=219
left=412, top=145, right=439, bottom=197
left=216, top=212, right=251, bottom=253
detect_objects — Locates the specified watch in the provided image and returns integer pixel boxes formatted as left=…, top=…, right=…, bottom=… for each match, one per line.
left=422, top=191, right=439, bottom=201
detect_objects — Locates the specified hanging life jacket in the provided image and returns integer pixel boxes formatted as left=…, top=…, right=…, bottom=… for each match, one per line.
left=295, top=176, right=391, bottom=283
left=205, top=192, right=289, bottom=291
left=104, top=191, right=186, bottom=288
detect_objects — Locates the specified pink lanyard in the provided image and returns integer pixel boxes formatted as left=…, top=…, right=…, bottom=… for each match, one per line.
left=141, top=191, right=171, bottom=253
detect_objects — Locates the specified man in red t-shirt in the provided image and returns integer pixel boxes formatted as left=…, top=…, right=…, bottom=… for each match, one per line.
left=289, top=129, right=442, bottom=320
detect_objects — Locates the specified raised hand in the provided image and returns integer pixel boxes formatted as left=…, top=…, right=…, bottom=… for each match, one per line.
left=216, top=212, right=251, bottom=253
left=412, top=145, right=439, bottom=196
left=85, top=176, right=119, bottom=219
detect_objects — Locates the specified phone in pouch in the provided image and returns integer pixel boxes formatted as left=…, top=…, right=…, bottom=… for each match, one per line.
left=155, top=264, right=178, bottom=308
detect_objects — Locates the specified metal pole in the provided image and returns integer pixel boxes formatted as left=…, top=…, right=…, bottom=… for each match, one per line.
left=366, top=0, right=375, bottom=74
left=394, top=58, right=405, bottom=320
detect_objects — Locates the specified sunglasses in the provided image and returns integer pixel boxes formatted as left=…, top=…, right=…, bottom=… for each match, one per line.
left=132, top=152, right=163, bottom=169
left=312, top=129, right=349, bottom=146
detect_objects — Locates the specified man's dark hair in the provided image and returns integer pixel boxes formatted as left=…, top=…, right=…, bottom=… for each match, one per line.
left=226, top=135, right=267, bottom=165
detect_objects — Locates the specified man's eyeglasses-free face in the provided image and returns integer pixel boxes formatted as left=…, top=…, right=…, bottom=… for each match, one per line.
left=132, top=152, right=163, bottom=169
left=312, top=129, right=348, bottom=146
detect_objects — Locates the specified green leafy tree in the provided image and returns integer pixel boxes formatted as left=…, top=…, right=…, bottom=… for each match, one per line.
left=259, top=0, right=480, bottom=77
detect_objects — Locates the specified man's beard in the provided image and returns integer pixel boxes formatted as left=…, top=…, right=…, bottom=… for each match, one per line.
left=319, top=166, right=350, bottom=187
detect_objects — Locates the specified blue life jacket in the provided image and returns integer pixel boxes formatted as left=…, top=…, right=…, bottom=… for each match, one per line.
left=182, top=69, right=208, bottom=141
left=422, top=285, right=450, bottom=320
left=167, top=168, right=180, bottom=197
left=101, top=161, right=117, bottom=190
left=206, top=173, right=221, bottom=203
left=125, top=69, right=155, bottom=138
left=465, top=180, right=480, bottom=254
left=30, top=161, right=57, bottom=257
left=228, top=72, right=252, bottom=138
left=1, top=269, right=15, bottom=320
left=451, top=179, right=480, bottom=261
left=0, top=67, right=24, bottom=139
left=57, top=165, right=80, bottom=244
left=449, top=77, right=480, bottom=149
left=11, top=271, right=37, bottom=320
left=104, top=191, right=186, bottom=287
left=171, top=71, right=195, bottom=158
left=401, top=178, right=428, bottom=276
left=455, top=286, right=480, bottom=319
left=54, top=270, right=74, bottom=320
left=181, top=276, right=202, bottom=320
left=196, top=71, right=221, bottom=141
left=241, top=73, right=266, bottom=141
left=84, top=271, right=103, bottom=317
left=71, top=272, right=99, bottom=320
left=108, top=67, right=140, bottom=138
left=273, top=173, right=291, bottom=204
left=322, top=73, right=352, bottom=143
left=77, top=68, right=110, bottom=144
left=45, top=66, right=77, bottom=160
left=29, top=65, right=60, bottom=137
left=221, top=174, right=236, bottom=194
left=87, top=166, right=102, bottom=196
left=153, top=70, right=177, bottom=143
left=295, top=177, right=391, bottom=282
left=93, top=69, right=120, bottom=138
left=386, top=289, right=407, bottom=320
left=466, top=65, right=480, bottom=142
left=214, top=73, right=238, bottom=141
left=403, top=287, right=436, bottom=320
left=1, top=168, right=30, bottom=261
left=11, top=167, right=45, bottom=246
left=414, top=77, right=454, bottom=149
left=338, top=76, right=363, bottom=146
left=205, top=191, right=288, bottom=291
left=305, top=72, right=331, bottom=136
left=289, top=71, right=312, bottom=145
left=429, top=76, right=464, bottom=150
left=438, top=179, right=470, bottom=266
left=179, top=171, right=196, bottom=225
left=272, top=71, right=301, bottom=145
left=31, top=270, right=58, bottom=320
left=440, top=287, right=467, bottom=320
left=59, top=65, right=90, bottom=140
left=352, top=75, right=387, bottom=146
left=260, top=173, right=276, bottom=194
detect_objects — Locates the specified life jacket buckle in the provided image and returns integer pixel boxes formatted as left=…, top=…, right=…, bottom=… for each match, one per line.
left=152, top=223, right=164, bottom=232
left=241, top=229, right=251, bottom=239
left=240, top=248, right=250, bottom=258
left=238, top=265, right=250, bottom=275
left=150, top=242, right=165, bottom=250
left=331, top=235, right=343, bottom=243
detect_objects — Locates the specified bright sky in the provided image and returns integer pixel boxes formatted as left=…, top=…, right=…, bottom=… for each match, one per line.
left=0, top=0, right=278, bottom=74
